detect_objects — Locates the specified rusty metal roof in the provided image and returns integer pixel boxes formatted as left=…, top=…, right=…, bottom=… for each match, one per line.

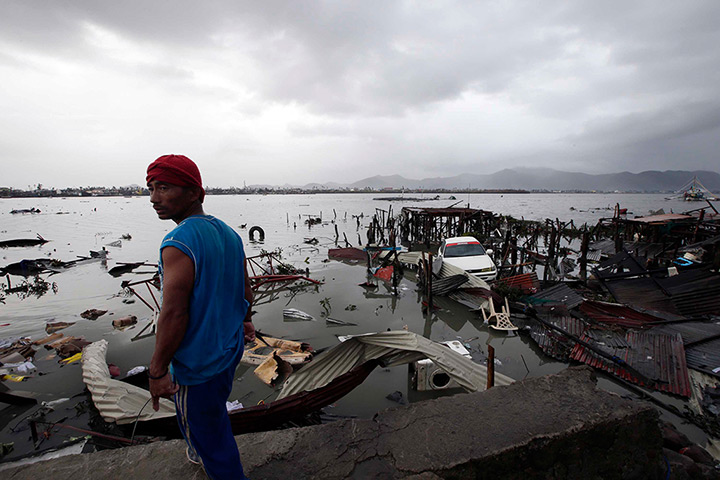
left=525, top=306, right=691, bottom=396
left=570, top=330, right=691, bottom=397
left=579, top=301, right=668, bottom=329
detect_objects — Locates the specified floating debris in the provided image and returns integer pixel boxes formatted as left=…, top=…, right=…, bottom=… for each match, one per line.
left=45, top=322, right=75, bottom=334
left=326, top=317, right=358, bottom=326
left=0, top=234, right=48, bottom=248
left=385, top=391, right=406, bottom=404
left=80, top=309, right=108, bottom=320
left=9, top=208, right=41, bottom=214
left=112, top=315, right=138, bottom=329
left=108, top=262, right=144, bottom=277
left=241, top=335, right=313, bottom=366
left=33, top=333, right=63, bottom=346
left=283, top=308, right=315, bottom=322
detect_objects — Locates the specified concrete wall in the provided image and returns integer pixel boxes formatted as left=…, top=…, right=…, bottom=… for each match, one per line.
left=2, top=366, right=664, bottom=479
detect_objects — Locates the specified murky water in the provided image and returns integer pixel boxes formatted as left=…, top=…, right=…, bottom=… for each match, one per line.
left=0, top=192, right=704, bottom=460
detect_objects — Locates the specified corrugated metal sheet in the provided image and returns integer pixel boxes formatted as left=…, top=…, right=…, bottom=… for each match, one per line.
left=602, top=265, right=720, bottom=317
left=449, top=290, right=490, bottom=311
left=278, top=331, right=514, bottom=398
left=588, top=239, right=616, bottom=256
left=685, top=339, right=720, bottom=379
left=82, top=340, right=176, bottom=424
left=496, top=272, right=540, bottom=294
left=662, top=268, right=720, bottom=317
left=527, top=283, right=584, bottom=309
left=596, top=251, right=648, bottom=279
left=528, top=315, right=588, bottom=361
left=586, top=249, right=603, bottom=262
left=654, top=321, right=720, bottom=379
left=623, top=242, right=667, bottom=259
left=439, top=261, right=490, bottom=289
left=603, top=277, right=678, bottom=314
left=570, top=331, right=691, bottom=397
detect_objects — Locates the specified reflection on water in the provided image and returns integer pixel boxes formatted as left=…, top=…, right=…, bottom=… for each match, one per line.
left=0, top=192, right=706, bottom=460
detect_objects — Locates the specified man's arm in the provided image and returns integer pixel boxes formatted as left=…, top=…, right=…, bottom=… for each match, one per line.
left=243, top=259, right=255, bottom=342
left=149, top=246, right=194, bottom=410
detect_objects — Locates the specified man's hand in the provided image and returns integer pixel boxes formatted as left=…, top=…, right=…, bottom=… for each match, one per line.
left=150, top=373, right=179, bottom=411
left=244, top=321, right=256, bottom=343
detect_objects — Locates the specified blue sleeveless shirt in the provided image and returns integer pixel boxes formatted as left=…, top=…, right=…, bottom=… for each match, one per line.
left=159, top=215, right=249, bottom=385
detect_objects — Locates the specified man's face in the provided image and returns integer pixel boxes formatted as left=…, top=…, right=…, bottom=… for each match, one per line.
left=147, top=180, right=199, bottom=223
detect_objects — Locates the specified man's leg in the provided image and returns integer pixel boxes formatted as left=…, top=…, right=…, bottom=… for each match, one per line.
left=174, top=366, right=247, bottom=480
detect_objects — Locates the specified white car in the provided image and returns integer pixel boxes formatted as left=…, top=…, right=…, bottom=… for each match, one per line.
left=437, top=236, right=497, bottom=281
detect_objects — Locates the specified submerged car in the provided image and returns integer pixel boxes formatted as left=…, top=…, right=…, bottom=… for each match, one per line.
left=437, top=236, right=497, bottom=281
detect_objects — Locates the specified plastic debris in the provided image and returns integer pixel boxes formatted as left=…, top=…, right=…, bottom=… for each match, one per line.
left=60, top=353, right=82, bottom=365
left=126, top=366, right=147, bottom=376
left=226, top=400, right=244, bottom=413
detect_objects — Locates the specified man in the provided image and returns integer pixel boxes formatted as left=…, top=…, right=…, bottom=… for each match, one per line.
left=146, top=154, right=254, bottom=479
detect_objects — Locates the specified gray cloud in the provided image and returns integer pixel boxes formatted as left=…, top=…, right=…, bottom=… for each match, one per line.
left=0, top=1, right=719, bottom=187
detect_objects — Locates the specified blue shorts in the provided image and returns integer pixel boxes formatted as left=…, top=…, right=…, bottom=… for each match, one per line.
left=174, top=363, right=248, bottom=480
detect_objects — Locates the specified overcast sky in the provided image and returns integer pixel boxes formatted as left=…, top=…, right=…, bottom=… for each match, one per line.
left=1, top=1, right=719, bottom=189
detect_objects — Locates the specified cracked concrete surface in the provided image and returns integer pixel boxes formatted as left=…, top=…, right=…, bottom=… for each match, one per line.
left=2, top=366, right=663, bottom=479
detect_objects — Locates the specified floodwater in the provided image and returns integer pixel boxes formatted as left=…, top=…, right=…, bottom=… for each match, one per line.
left=0, top=192, right=705, bottom=461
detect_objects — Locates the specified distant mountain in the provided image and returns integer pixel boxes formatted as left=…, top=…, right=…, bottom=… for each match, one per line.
left=344, top=169, right=720, bottom=192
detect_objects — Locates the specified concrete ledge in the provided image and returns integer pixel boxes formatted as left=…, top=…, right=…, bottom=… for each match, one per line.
left=3, top=366, right=663, bottom=479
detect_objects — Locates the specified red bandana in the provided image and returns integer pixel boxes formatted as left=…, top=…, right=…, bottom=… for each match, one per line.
left=146, top=154, right=205, bottom=202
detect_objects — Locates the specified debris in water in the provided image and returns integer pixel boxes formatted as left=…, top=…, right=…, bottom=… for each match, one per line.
left=0, top=234, right=48, bottom=248
left=80, top=309, right=108, bottom=320
left=9, top=208, right=41, bottom=215
left=385, top=391, right=406, bottom=404
left=108, top=262, right=144, bottom=277
left=325, top=317, right=358, bottom=326
left=112, top=315, right=138, bottom=329
left=45, top=322, right=75, bottom=334
left=283, top=308, right=315, bottom=322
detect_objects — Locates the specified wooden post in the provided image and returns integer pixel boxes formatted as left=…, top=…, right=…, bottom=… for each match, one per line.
left=486, top=345, right=495, bottom=389
left=543, top=226, right=557, bottom=283
left=510, top=236, right=518, bottom=272
left=428, top=252, right=434, bottom=310
left=692, top=209, right=705, bottom=243
left=579, top=230, right=590, bottom=284
left=613, top=213, right=622, bottom=253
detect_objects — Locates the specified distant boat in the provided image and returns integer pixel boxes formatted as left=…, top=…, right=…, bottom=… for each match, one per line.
left=666, top=176, right=718, bottom=201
